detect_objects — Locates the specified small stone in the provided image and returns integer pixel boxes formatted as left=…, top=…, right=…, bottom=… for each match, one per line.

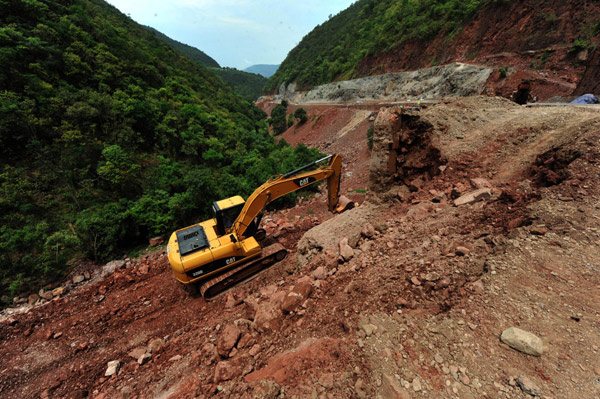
left=147, top=338, right=164, bottom=353
left=252, top=380, right=280, bottom=399
left=149, top=236, right=164, bottom=246
left=249, top=344, right=261, bottom=357
left=40, top=290, right=53, bottom=301
left=105, top=360, right=121, bottom=377
left=73, top=275, right=85, bottom=284
left=362, top=324, right=377, bottom=337
left=319, top=373, right=335, bottom=389
left=28, top=294, right=40, bottom=305
left=436, top=278, right=451, bottom=289
left=454, top=188, right=492, bottom=206
left=500, top=327, right=544, bottom=356
left=138, top=352, right=152, bottom=365
left=434, top=354, right=444, bottom=364
left=214, top=361, right=237, bottom=383
left=455, top=246, right=470, bottom=256
left=460, top=373, right=471, bottom=386
left=516, top=375, right=541, bottom=396
left=412, top=377, right=422, bottom=392
left=52, top=287, right=66, bottom=297
left=530, top=226, right=548, bottom=236
left=217, top=325, right=241, bottom=357
left=128, top=347, right=146, bottom=359
left=339, top=238, right=355, bottom=262
left=361, top=223, right=376, bottom=239
left=312, top=266, right=327, bottom=280
left=410, top=276, right=421, bottom=286
left=470, top=178, right=492, bottom=189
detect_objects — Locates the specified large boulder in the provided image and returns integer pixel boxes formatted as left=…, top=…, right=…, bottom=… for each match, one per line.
left=297, top=205, right=374, bottom=268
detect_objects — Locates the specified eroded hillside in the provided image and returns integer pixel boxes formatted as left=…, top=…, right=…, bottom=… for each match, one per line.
left=1, top=98, right=599, bottom=399
left=269, top=0, right=600, bottom=101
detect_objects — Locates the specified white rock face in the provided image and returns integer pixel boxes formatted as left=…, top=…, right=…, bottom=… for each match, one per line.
left=500, top=327, right=544, bottom=356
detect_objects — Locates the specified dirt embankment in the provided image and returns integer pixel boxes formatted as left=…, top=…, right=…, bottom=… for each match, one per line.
left=1, top=98, right=600, bottom=399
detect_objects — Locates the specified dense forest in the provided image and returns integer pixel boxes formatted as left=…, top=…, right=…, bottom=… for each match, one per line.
left=0, top=0, right=320, bottom=302
left=266, top=0, right=501, bottom=91
left=210, top=67, right=267, bottom=101
left=145, top=26, right=267, bottom=101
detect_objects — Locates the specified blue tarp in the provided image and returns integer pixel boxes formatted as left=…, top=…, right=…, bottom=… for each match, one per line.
left=571, top=94, right=599, bottom=105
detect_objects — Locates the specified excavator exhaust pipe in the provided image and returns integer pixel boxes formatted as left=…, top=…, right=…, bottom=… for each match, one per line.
left=335, top=195, right=355, bottom=213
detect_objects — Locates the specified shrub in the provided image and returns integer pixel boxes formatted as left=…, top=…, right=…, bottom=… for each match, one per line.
left=270, top=103, right=288, bottom=134
left=499, top=66, right=508, bottom=78
left=294, top=108, right=308, bottom=124
left=367, top=125, right=374, bottom=149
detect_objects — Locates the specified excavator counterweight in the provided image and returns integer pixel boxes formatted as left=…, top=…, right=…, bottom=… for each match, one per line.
left=167, top=154, right=343, bottom=299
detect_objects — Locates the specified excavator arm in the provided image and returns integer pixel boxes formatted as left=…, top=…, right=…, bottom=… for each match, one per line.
left=230, top=154, right=342, bottom=239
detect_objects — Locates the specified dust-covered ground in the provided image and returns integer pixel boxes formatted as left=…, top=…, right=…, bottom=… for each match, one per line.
left=1, top=98, right=599, bottom=399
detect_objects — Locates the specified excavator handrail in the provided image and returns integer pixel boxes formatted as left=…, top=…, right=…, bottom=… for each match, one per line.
left=283, top=154, right=333, bottom=178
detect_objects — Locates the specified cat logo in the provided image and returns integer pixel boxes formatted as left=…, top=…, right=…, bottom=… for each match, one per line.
left=225, top=257, right=236, bottom=265
left=298, top=177, right=310, bottom=187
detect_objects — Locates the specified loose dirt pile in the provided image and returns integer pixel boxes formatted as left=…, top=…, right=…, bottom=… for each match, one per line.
left=1, top=98, right=599, bottom=399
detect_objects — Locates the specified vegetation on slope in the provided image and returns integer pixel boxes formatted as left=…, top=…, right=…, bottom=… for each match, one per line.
left=210, top=67, right=267, bottom=101
left=0, top=0, right=320, bottom=301
left=266, top=0, right=499, bottom=91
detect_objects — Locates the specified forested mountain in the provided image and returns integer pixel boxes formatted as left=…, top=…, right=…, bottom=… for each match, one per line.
left=143, top=25, right=220, bottom=68
left=267, top=0, right=600, bottom=92
left=144, top=26, right=268, bottom=100
left=244, top=64, right=279, bottom=78
left=210, top=67, right=267, bottom=101
left=0, top=0, right=319, bottom=302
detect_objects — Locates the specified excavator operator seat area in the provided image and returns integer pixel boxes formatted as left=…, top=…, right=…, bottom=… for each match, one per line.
left=213, top=196, right=245, bottom=235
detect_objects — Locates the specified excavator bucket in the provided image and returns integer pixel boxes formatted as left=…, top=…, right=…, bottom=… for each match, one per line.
left=335, top=195, right=355, bottom=213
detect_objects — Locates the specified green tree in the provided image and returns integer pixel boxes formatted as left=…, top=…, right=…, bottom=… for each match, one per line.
left=294, top=108, right=308, bottom=124
left=269, top=102, right=288, bottom=135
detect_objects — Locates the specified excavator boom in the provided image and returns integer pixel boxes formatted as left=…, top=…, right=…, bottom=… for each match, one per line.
left=231, top=154, right=342, bottom=238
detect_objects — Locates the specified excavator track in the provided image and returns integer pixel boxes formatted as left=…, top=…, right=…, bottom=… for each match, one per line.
left=200, top=243, right=287, bottom=300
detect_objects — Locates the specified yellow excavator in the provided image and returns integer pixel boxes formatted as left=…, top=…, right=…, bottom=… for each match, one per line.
left=166, top=154, right=345, bottom=299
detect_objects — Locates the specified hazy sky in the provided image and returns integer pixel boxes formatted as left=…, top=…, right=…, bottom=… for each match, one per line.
left=105, top=0, right=356, bottom=70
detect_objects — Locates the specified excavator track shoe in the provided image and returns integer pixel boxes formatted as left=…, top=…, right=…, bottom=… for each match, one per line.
left=200, top=244, right=287, bottom=300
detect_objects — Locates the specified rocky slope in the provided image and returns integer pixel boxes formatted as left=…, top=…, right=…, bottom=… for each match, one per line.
left=1, top=98, right=600, bottom=399
left=272, top=63, right=492, bottom=104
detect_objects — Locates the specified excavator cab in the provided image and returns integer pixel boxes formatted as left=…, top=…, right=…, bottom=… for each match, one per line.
left=213, top=196, right=245, bottom=236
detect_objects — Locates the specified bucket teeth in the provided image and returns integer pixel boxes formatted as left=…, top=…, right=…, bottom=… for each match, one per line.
left=335, top=195, right=356, bottom=213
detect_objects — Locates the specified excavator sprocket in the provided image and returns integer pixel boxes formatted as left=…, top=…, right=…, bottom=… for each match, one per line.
left=199, top=243, right=287, bottom=300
